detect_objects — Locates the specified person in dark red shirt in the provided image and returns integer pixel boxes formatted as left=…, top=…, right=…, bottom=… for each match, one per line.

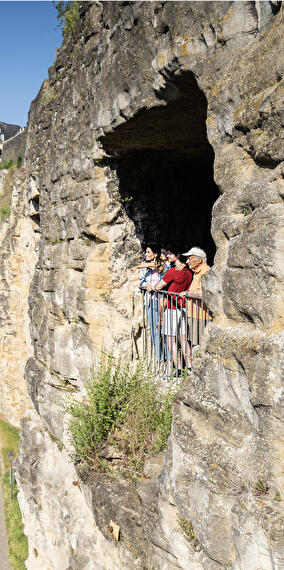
left=154, top=249, right=192, bottom=372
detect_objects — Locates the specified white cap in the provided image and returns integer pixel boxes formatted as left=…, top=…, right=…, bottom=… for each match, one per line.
left=182, top=247, right=207, bottom=262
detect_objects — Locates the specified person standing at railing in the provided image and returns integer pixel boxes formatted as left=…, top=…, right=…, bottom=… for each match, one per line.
left=160, top=249, right=172, bottom=273
left=131, top=248, right=169, bottom=276
left=182, top=247, right=211, bottom=348
left=139, top=246, right=161, bottom=360
left=154, top=249, right=192, bottom=374
left=137, top=248, right=171, bottom=361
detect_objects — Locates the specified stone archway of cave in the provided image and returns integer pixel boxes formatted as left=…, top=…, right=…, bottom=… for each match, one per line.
left=102, top=71, right=219, bottom=265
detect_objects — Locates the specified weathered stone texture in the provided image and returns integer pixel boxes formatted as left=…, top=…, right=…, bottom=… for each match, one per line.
left=12, top=1, right=284, bottom=569
left=0, top=169, right=38, bottom=426
left=16, top=409, right=137, bottom=569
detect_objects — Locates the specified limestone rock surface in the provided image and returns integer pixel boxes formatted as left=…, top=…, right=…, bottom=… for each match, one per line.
left=8, top=1, right=284, bottom=569
left=16, top=409, right=137, bottom=569
left=0, top=169, right=38, bottom=426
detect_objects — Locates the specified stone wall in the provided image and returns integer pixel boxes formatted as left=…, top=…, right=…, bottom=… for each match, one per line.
left=13, top=2, right=284, bottom=569
left=2, top=130, right=27, bottom=164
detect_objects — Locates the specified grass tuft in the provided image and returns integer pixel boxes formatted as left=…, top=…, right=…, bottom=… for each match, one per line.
left=178, top=516, right=200, bottom=550
left=254, top=480, right=269, bottom=496
left=0, top=205, right=10, bottom=220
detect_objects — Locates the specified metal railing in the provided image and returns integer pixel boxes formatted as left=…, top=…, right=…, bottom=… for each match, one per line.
left=141, top=288, right=210, bottom=380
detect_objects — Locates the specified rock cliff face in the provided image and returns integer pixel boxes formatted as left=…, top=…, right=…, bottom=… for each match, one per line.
left=13, top=1, right=284, bottom=569
left=0, top=169, right=38, bottom=426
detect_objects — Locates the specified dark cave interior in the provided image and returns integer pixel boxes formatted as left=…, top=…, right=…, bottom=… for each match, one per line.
left=102, top=71, right=219, bottom=265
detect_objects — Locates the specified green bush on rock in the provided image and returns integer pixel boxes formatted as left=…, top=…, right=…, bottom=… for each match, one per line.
left=0, top=159, right=15, bottom=171
left=0, top=155, right=22, bottom=171
left=65, top=357, right=177, bottom=478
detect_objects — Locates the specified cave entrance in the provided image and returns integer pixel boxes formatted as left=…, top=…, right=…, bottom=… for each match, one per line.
left=102, top=71, right=219, bottom=265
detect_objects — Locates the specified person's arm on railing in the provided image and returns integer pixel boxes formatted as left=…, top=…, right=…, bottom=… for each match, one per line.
left=153, top=279, right=167, bottom=291
left=179, top=290, right=202, bottom=299
left=187, top=289, right=202, bottom=299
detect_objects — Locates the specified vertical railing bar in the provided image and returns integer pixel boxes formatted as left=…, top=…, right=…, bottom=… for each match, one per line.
left=162, top=293, right=165, bottom=370
left=169, top=291, right=172, bottom=379
left=152, top=294, right=155, bottom=374
left=142, top=289, right=145, bottom=359
left=150, top=294, right=152, bottom=371
left=150, top=296, right=153, bottom=364
left=145, top=291, right=148, bottom=367
left=144, top=290, right=146, bottom=364
left=153, top=294, right=155, bottom=366
left=166, top=292, right=171, bottom=379
left=166, top=291, right=168, bottom=379
left=167, top=291, right=170, bottom=380
left=176, top=293, right=178, bottom=380
left=144, top=291, right=148, bottom=364
left=161, top=291, right=164, bottom=377
left=185, top=293, right=188, bottom=370
left=170, top=293, right=173, bottom=379
left=191, top=298, right=193, bottom=352
left=164, top=292, right=167, bottom=379
left=157, top=290, right=160, bottom=375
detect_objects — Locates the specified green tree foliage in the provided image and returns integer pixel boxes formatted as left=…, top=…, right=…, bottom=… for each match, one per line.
left=54, top=1, right=81, bottom=38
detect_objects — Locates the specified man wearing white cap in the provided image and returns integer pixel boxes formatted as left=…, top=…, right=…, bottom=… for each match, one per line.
left=182, top=247, right=211, bottom=348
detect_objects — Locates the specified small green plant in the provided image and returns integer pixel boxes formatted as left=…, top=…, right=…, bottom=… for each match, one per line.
left=274, top=491, right=281, bottom=502
left=49, top=237, right=65, bottom=244
left=47, top=430, right=64, bottom=452
left=254, top=480, right=269, bottom=496
left=65, top=357, right=177, bottom=478
left=178, top=517, right=200, bottom=550
left=120, top=195, right=133, bottom=204
left=16, top=155, right=22, bottom=168
left=243, top=205, right=253, bottom=216
left=0, top=205, right=10, bottom=220
left=193, top=349, right=200, bottom=358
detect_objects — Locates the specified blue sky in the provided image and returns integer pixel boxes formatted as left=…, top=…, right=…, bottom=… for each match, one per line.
left=0, top=1, right=62, bottom=127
